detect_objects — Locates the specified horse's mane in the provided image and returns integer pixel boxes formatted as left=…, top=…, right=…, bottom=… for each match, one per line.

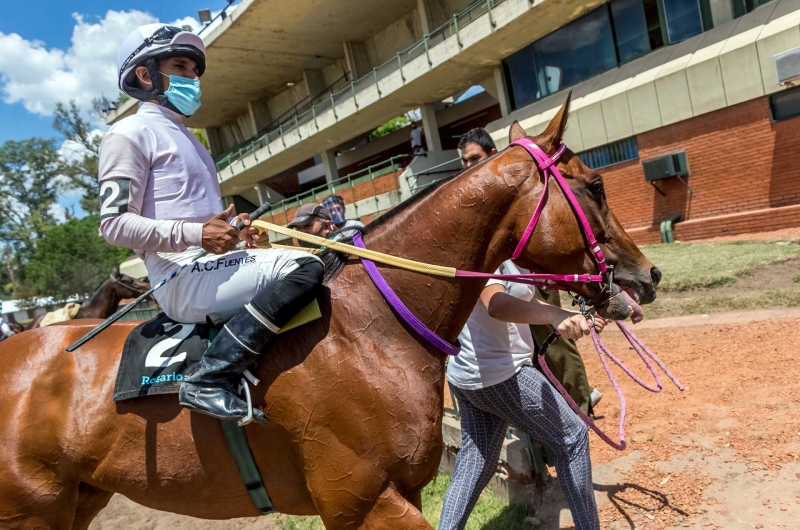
left=318, top=147, right=512, bottom=284
left=319, top=172, right=461, bottom=284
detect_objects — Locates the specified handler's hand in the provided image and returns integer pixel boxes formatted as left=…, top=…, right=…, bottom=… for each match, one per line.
left=202, top=204, right=240, bottom=254
left=234, top=212, right=260, bottom=247
left=593, top=316, right=612, bottom=333
left=555, top=312, right=592, bottom=341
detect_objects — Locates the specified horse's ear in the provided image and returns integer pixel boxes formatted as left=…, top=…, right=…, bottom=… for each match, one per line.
left=540, top=91, right=572, bottom=151
left=111, top=266, right=120, bottom=278
left=508, top=121, right=527, bottom=143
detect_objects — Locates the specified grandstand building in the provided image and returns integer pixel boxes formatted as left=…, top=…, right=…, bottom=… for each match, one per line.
left=108, top=0, right=800, bottom=259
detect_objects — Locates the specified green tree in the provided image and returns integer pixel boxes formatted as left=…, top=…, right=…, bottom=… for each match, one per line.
left=369, top=115, right=411, bottom=141
left=191, top=128, right=210, bottom=152
left=0, top=137, right=64, bottom=299
left=54, top=101, right=102, bottom=213
left=25, top=215, right=131, bottom=301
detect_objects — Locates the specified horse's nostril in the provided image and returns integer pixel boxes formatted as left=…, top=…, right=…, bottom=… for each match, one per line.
left=650, top=267, right=662, bottom=287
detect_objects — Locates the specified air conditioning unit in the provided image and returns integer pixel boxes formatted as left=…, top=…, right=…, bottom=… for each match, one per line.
left=642, top=152, right=688, bottom=182
left=774, top=46, right=800, bottom=86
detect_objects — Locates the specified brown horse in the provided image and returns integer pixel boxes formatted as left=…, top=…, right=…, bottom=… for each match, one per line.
left=26, top=268, right=151, bottom=329
left=0, top=99, right=659, bottom=529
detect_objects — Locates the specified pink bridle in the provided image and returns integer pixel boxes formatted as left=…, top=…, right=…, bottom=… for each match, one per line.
left=495, top=138, right=684, bottom=450
left=453, top=138, right=610, bottom=294
left=356, top=135, right=684, bottom=449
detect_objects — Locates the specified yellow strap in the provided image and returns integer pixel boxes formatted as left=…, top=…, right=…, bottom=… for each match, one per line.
left=251, top=220, right=456, bottom=278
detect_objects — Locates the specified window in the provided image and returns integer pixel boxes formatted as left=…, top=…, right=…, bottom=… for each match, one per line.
left=662, top=0, right=705, bottom=43
left=578, top=138, right=640, bottom=170
left=505, top=7, right=619, bottom=109
left=733, top=0, right=776, bottom=17
left=770, top=86, right=800, bottom=122
left=502, top=0, right=716, bottom=111
left=611, top=0, right=652, bottom=62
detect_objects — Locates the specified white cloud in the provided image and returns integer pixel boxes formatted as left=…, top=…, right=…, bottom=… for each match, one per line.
left=0, top=10, right=200, bottom=119
left=57, top=131, right=103, bottom=164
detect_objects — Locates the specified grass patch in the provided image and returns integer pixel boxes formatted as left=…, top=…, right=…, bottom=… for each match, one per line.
left=794, top=272, right=800, bottom=283
left=275, top=474, right=532, bottom=529
left=640, top=240, right=800, bottom=292
left=642, top=287, right=800, bottom=319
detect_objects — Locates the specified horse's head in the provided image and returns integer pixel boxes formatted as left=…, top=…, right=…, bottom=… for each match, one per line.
left=500, top=95, right=660, bottom=320
left=110, top=266, right=151, bottom=299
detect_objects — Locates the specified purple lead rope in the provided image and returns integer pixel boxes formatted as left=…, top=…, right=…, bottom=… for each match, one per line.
left=352, top=233, right=461, bottom=356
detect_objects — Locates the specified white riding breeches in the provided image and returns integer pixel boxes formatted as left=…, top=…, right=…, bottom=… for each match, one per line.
left=145, top=247, right=321, bottom=323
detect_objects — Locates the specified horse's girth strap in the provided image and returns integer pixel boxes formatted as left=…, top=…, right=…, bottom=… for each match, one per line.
left=220, top=420, right=275, bottom=515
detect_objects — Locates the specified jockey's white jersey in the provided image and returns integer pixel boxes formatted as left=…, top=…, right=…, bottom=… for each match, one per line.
left=98, top=102, right=222, bottom=267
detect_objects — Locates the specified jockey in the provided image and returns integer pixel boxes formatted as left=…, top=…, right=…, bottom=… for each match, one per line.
left=99, top=24, right=323, bottom=423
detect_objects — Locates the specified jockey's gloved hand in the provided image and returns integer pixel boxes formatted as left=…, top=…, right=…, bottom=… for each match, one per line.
left=202, top=204, right=241, bottom=254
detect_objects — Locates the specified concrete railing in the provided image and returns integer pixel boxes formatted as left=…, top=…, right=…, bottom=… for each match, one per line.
left=214, top=0, right=509, bottom=173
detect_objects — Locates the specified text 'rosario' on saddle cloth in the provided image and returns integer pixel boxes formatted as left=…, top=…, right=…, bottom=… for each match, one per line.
left=113, top=313, right=210, bottom=402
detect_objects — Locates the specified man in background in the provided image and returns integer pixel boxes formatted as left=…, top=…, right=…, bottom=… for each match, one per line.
left=410, top=122, right=424, bottom=155
left=457, top=127, right=602, bottom=414
left=321, top=195, right=365, bottom=238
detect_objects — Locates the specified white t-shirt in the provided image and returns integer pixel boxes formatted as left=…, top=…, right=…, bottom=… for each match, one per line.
left=410, top=127, right=422, bottom=147
left=447, top=261, right=536, bottom=390
left=98, top=102, right=223, bottom=271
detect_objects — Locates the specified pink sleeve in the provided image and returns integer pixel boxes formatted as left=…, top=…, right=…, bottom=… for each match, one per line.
left=98, top=133, right=203, bottom=252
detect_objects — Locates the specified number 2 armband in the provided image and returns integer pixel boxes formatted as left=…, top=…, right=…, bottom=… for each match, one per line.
left=99, top=178, right=131, bottom=219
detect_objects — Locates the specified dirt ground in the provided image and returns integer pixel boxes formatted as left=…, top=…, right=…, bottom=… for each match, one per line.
left=90, top=309, right=800, bottom=529
left=538, top=310, right=800, bottom=530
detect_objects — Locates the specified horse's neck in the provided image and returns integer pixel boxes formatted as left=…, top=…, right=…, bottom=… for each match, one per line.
left=363, top=164, right=523, bottom=342
left=80, top=281, right=117, bottom=318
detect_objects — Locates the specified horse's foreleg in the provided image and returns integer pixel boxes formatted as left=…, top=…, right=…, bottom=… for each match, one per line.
left=358, top=485, right=432, bottom=530
left=71, top=483, right=113, bottom=530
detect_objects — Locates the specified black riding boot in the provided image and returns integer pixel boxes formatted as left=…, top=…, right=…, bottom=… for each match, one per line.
left=179, top=303, right=277, bottom=423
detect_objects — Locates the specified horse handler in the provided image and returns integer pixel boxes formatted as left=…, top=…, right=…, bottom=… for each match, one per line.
left=440, top=259, right=606, bottom=530
left=99, top=24, right=323, bottom=424
left=458, top=127, right=602, bottom=414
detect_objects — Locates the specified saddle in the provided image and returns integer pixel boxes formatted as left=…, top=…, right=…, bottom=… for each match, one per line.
left=112, top=301, right=322, bottom=402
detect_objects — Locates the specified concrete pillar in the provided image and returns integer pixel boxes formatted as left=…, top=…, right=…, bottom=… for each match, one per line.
left=206, top=126, right=224, bottom=157
left=493, top=66, right=511, bottom=117
left=321, top=149, right=339, bottom=183
left=420, top=103, right=442, bottom=152
left=416, top=0, right=448, bottom=35
left=256, top=181, right=285, bottom=205
left=247, top=99, right=271, bottom=138
left=303, top=69, right=326, bottom=99
left=343, top=41, right=372, bottom=80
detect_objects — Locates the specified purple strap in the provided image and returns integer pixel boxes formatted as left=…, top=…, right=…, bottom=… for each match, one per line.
left=352, top=233, right=461, bottom=356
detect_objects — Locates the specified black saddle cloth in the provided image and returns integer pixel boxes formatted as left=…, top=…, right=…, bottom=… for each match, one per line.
left=113, top=311, right=236, bottom=402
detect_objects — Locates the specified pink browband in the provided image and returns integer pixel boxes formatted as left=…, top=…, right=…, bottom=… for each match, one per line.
left=453, top=138, right=607, bottom=289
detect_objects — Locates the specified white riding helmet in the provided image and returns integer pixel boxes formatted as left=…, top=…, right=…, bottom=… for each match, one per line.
left=117, top=24, right=206, bottom=103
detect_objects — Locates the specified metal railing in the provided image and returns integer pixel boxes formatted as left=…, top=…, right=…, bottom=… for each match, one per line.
left=215, top=72, right=352, bottom=171
left=214, top=0, right=508, bottom=173
left=262, top=154, right=411, bottom=225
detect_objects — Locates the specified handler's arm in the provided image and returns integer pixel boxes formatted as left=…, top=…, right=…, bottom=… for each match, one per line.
left=480, top=284, right=592, bottom=341
left=98, top=133, right=204, bottom=253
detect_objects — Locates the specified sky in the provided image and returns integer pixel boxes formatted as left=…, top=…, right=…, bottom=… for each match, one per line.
left=0, top=1, right=235, bottom=217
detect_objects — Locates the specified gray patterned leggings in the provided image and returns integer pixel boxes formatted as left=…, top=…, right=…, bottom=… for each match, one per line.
left=439, top=366, right=600, bottom=530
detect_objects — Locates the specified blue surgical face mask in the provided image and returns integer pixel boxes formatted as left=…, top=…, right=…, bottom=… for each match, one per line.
left=160, top=73, right=202, bottom=116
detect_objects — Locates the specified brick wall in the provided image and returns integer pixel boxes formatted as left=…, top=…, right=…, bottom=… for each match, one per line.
left=600, top=96, right=800, bottom=243
left=268, top=169, right=403, bottom=227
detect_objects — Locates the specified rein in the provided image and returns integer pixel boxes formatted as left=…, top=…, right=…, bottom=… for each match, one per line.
left=251, top=137, right=685, bottom=450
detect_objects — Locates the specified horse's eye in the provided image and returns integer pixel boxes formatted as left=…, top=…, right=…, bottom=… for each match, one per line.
left=589, top=180, right=604, bottom=195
